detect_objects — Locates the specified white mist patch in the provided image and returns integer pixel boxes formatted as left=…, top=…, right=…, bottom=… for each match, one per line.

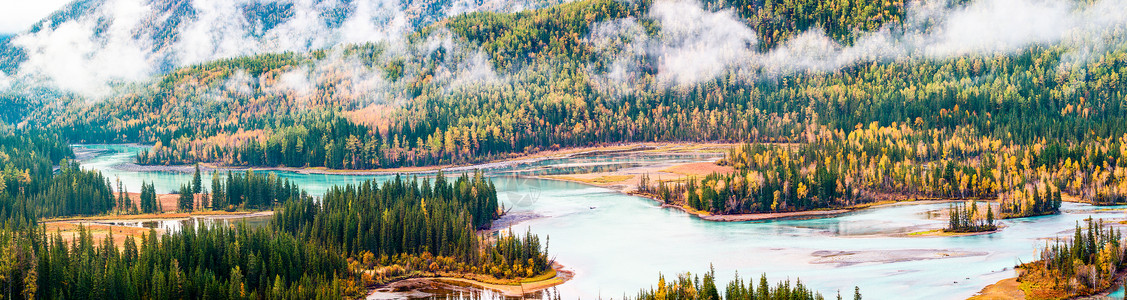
left=13, top=0, right=154, bottom=97
left=445, top=52, right=500, bottom=87
left=922, top=0, right=1073, bottom=57
left=6, top=0, right=563, bottom=98
left=586, top=18, right=650, bottom=97
left=340, top=0, right=411, bottom=45
left=648, top=0, right=756, bottom=86
left=273, top=68, right=314, bottom=97
left=587, top=0, right=1127, bottom=90
left=415, top=30, right=504, bottom=88
left=173, top=0, right=259, bottom=65
left=0, top=71, right=10, bottom=91
left=223, top=70, right=254, bottom=97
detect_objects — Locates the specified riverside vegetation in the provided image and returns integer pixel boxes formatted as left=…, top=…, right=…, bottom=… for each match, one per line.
left=0, top=131, right=556, bottom=299
left=639, top=124, right=1085, bottom=217
left=1017, top=219, right=1126, bottom=299
left=1, top=0, right=1127, bottom=297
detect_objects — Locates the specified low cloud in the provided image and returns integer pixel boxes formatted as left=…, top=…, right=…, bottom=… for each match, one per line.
left=13, top=0, right=154, bottom=97
left=587, top=0, right=1127, bottom=90
left=5, top=0, right=553, bottom=98
left=0, top=70, right=10, bottom=91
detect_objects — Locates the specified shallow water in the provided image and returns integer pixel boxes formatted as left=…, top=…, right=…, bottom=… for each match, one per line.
left=89, top=215, right=272, bottom=232
left=76, top=144, right=1127, bottom=299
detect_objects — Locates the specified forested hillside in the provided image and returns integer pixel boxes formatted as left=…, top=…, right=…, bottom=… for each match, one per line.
left=0, top=131, right=117, bottom=227
left=6, top=0, right=1118, bottom=176
left=638, top=122, right=1116, bottom=215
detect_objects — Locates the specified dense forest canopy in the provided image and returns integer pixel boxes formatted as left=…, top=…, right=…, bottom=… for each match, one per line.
left=0, top=130, right=552, bottom=298
left=1, top=0, right=1118, bottom=174
left=0, top=0, right=1126, bottom=297
left=1018, top=219, right=1126, bottom=299
left=0, top=132, right=116, bottom=228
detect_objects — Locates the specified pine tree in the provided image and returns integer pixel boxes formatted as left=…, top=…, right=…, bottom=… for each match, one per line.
left=211, top=172, right=226, bottom=210
left=986, top=204, right=994, bottom=226
left=192, top=164, right=202, bottom=194
left=140, top=182, right=159, bottom=214
left=178, top=184, right=194, bottom=212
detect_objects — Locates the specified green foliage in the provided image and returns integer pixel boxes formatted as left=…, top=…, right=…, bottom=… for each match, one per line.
left=0, top=132, right=119, bottom=227
left=702, top=0, right=905, bottom=49
left=177, top=184, right=193, bottom=212
left=998, top=185, right=1061, bottom=219
left=210, top=172, right=226, bottom=211
left=139, top=182, right=160, bottom=214
left=30, top=161, right=115, bottom=218
left=446, top=0, right=639, bottom=69
left=633, top=267, right=843, bottom=300
left=640, top=121, right=1113, bottom=215
left=192, top=164, right=202, bottom=194
left=1019, top=219, right=1126, bottom=298
left=0, top=0, right=1116, bottom=178
left=218, top=171, right=305, bottom=211
left=273, top=171, right=499, bottom=257
left=945, top=201, right=996, bottom=233
left=481, top=230, right=552, bottom=279
left=0, top=224, right=353, bottom=300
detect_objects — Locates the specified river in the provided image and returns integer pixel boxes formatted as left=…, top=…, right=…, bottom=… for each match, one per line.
left=75, top=144, right=1127, bottom=299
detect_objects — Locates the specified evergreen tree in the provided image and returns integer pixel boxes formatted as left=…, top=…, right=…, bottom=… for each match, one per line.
left=192, top=163, right=202, bottom=194
left=178, top=184, right=193, bottom=212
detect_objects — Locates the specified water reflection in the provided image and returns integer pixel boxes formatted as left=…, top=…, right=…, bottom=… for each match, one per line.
left=369, top=279, right=560, bottom=300
left=88, top=215, right=272, bottom=233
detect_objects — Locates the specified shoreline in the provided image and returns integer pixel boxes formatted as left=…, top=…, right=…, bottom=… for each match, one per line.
left=41, top=210, right=275, bottom=224
left=369, top=262, right=573, bottom=298
left=89, top=142, right=736, bottom=176
left=904, top=227, right=1002, bottom=237
left=969, top=277, right=1024, bottom=300
left=972, top=268, right=1127, bottom=300
left=629, top=190, right=855, bottom=222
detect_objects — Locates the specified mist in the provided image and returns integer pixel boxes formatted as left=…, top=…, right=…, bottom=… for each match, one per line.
left=2, top=0, right=561, bottom=97
left=7, top=0, right=1127, bottom=98
left=587, top=0, right=1127, bottom=89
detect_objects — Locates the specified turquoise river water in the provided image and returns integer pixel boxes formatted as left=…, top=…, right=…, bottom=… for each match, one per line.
left=74, top=144, right=1127, bottom=299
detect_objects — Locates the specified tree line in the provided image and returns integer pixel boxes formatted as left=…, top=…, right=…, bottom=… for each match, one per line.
left=0, top=167, right=554, bottom=299
left=944, top=201, right=996, bottom=233
left=0, top=132, right=118, bottom=228
left=1017, top=219, right=1125, bottom=299
left=0, top=223, right=357, bottom=300
left=637, top=122, right=1123, bottom=216
left=271, top=172, right=550, bottom=280
left=633, top=266, right=860, bottom=300
left=18, top=0, right=1121, bottom=176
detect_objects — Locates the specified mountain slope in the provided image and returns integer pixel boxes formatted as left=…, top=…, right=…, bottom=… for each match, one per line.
left=0, top=0, right=574, bottom=96
left=6, top=0, right=1127, bottom=171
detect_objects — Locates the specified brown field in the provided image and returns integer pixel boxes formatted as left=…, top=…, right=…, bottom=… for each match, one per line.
left=539, top=143, right=737, bottom=194
left=40, top=191, right=274, bottom=248
left=42, top=222, right=157, bottom=248
left=660, top=161, right=735, bottom=177
left=108, top=192, right=185, bottom=213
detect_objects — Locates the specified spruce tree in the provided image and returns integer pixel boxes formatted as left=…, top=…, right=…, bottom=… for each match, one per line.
left=192, top=164, right=202, bottom=194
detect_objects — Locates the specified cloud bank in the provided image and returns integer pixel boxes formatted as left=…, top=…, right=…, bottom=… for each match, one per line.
left=587, top=0, right=1127, bottom=90
left=3, top=0, right=565, bottom=96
